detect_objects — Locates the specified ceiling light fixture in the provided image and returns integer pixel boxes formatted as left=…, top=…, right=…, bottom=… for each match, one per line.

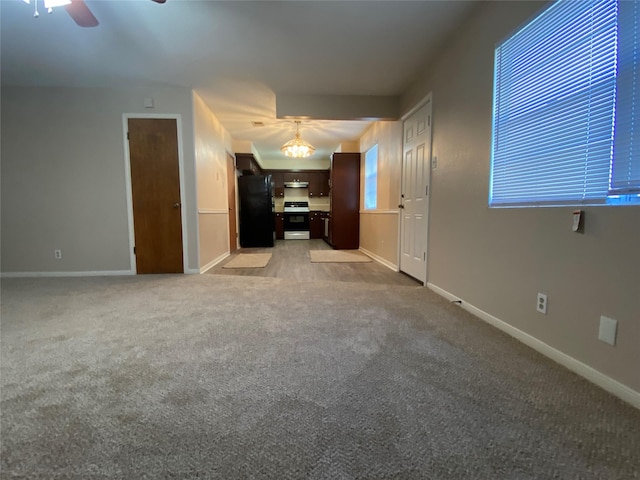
left=281, top=121, right=315, bottom=158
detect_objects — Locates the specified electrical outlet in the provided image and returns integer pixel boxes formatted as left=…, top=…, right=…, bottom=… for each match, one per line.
left=54, top=249, right=62, bottom=260
left=536, top=293, right=547, bottom=314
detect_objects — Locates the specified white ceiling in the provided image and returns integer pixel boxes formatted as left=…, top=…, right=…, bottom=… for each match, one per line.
left=0, top=0, right=477, bottom=165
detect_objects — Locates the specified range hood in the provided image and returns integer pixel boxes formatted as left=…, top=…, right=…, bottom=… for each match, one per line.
left=284, top=181, right=309, bottom=188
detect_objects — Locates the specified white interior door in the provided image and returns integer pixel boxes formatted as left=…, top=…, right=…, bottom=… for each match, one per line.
left=400, top=98, right=432, bottom=283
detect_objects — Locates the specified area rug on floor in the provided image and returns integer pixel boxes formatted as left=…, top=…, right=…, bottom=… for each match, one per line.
left=222, top=253, right=272, bottom=268
left=310, top=250, right=372, bottom=263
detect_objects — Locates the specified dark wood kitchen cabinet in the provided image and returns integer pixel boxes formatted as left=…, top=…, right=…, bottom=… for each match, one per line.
left=329, top=152, right=360, bottom=249
left=308, top=171, right=329, bottom=198
left=235, top=153, right=262, bottom=175
left=274, top=212, right=284, bottom=240
left=283, top=172, right=309, bottom=183
left=270, top=171, right=285, bottom=197
left=309, top=211, right=326, bottom=239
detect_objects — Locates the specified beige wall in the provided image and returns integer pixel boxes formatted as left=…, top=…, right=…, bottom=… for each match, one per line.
left=402, top=1, right=640, bottom=393
left=359, top=121, right=402, bottom=267
left=192, top=92, right=234, bottom=270
left=1, top=86, right=199, bottom=274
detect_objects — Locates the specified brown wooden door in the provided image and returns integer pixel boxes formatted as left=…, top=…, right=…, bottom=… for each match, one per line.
left=227, top=153, right=238, bottom=252
left=128, top=118, right=183, bottom=274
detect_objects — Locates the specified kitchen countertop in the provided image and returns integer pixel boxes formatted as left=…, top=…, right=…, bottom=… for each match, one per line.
left=273, top=209, right=329, bottom=213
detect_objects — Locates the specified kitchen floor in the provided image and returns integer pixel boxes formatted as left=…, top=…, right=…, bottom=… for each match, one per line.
left=207, top=239, right=420, bottom=287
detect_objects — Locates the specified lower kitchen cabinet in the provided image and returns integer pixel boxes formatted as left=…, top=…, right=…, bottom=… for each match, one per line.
left=274, top=212, right=284, bottom=240
left=309, top=211, right=326, bottom=239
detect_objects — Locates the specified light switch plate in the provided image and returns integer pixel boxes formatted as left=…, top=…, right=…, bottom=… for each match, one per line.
left=598, top=316, right=617, bottom=346
left=572, top=210, right=583, bottom=232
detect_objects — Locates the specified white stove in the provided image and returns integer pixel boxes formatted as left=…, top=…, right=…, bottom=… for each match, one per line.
left=283, top=201, right=310, bottom=213
left=283, top=201, right=310, bottom=239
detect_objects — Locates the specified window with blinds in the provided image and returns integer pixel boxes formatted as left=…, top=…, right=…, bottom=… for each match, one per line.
left=364, top=144, right=378, bottom=210
left=489, top=0, right=639, bottom=207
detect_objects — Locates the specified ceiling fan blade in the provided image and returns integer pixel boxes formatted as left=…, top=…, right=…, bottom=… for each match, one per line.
left=65, top=0, right=99, bottom=27
left=151, top=0, right=167, bottom=3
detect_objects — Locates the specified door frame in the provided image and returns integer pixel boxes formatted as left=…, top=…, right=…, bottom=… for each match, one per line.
left=397, top=92, right=433, bottom=285
left=226, top=151, right=239, bottom=252
left=122, top=113, right=189, bottom=274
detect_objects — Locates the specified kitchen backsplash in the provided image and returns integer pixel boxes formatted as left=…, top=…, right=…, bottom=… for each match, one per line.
left=309, top=198, right=330, bottom=211
left=273, top=187, right=329, bottom=212
left=284, top=188, right=309, bottom=202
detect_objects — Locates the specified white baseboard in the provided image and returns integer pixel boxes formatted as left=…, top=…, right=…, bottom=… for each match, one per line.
left=2, top=267, right=206, bottom=277
left=427, top=282, right=640, bottom=410
left=1, top=270, right=133, bottom=278
left=359, top=247, right=398, bottom=272
left=199, top=252, right=230, bottom=274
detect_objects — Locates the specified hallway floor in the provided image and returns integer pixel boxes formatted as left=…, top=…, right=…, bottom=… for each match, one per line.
left=207, top=239, right=420, bottom=287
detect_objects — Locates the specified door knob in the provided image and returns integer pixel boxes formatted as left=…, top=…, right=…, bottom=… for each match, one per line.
left=173, top=203, right=181, bottom=208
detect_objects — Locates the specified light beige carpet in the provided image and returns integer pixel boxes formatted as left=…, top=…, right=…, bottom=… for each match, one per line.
left=310, top=250, right=372, bottom=263
left=223, top=253, right=272, bottom=269
left=2, top=275, right=640, bottom=478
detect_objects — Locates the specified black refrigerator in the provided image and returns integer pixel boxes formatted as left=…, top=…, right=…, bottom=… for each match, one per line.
left=238, top=175, right=274, bottom=248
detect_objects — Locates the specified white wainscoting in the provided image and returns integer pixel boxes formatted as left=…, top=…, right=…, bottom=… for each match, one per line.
left=359, top=247, right=398, bottom=272
left=200, top=252, right=230, bottom=274
left=197, top=209, right=231, bottom=273
left=359, top=209, right=399, bottom=271
left=198, top=209, right=229, bottom=215
left=359, top=209, right=400, bottom=215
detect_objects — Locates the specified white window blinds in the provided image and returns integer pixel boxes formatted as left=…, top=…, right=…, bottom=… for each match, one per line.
left=610, top=0, right=640, bottom=195
left=490, top=0, right=639, bottom=207
left=364, top=144, right=378, bottom=210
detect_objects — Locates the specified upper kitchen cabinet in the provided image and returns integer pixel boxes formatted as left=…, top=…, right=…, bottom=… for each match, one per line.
left=308, top=171, right=329, bottom=198
left=329, top=153, right=361, bottom=250
left=283, top=172, right=309, bottom=183
left=235, top=153, right=262, bottom=175
left=269, top=171, right=285, bottom=197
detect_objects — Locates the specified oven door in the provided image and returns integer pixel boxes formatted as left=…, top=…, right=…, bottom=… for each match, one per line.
left=283, top=212, right=309, bottom=232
